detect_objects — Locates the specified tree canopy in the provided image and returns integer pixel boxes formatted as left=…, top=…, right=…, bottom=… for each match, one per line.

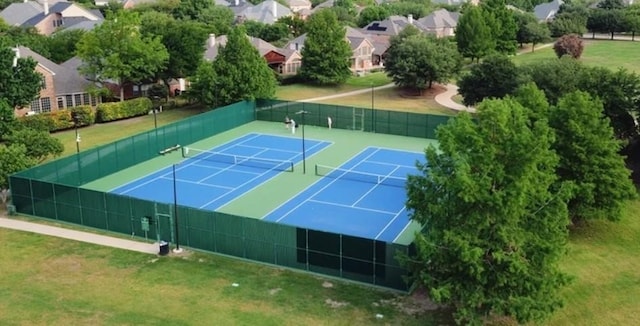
left=550, top=91, right=637, bottom=223
left=385, top=33, right=461, bottom=91
left=458, top=55, right=522, bottom=106
left=0, top=46, right=43, bottom=109
left=299, top=10, right=352, bottom=85
left=76, top=11, right=169, bottom=101
left=191, top=26, right=276, bottom=106
left=455, top=5, right=494, bottom=62
left=406, top=97, right=570, bottom=324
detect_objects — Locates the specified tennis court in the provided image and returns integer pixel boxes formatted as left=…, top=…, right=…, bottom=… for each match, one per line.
left=112, top=133, right=332, bottom=211
left=263, top=147, right=424, bottom=243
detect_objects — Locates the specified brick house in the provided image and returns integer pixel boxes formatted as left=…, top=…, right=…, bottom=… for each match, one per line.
left=12, top=47, right=100, bottom=117
left=0, top=0, right=103, bottom=36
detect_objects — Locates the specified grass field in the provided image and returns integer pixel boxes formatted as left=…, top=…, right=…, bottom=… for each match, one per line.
left=511, top=40, right=640, bottom=74
left=52, top=106, right=204, bottom=158
left=0, top=223, right=452, bottom=325
left=276, top=72, right=391, bottom=101
left=316, top=86, right=455, bottom=116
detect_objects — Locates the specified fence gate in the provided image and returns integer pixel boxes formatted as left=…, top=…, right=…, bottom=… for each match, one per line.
left=352, top=107, right=364, bottom=131
left=154, top=203, right=174, bottom=244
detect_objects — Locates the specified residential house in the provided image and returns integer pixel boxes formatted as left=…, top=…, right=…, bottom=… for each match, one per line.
left=431, top=0, right=479, bottom=5
left=534, top=0, right=564, bottom=22
left=0, top=0, right=103, bottom=35
left=286, top=0, right=312, bottom=13
left=229, top=0, right=292, bottom=24
left=204, top=34, right=302, bottom=76
left=361, top=15, right=428, bottom=67
left=284, top=26, right=376, bottom=73
left=11, top=47, right=100, bottom=117
left=417, top=9, right=460, bottom=38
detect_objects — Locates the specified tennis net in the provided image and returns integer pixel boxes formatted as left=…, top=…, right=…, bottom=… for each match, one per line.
left=182, top=147, right=294, bottom=172
left=315, top=164, right=407, bottom=188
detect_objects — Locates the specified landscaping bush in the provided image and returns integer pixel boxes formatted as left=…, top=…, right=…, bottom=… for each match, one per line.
left=95, top=97, right=152, bottom=122
left=20, top=106, right=95, bottom=132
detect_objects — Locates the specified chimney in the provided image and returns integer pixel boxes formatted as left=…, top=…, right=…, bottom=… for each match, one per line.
left=12, top=47, right=20, bottom=68
left=208, top=34, right=216, bottom=48
left=408, top=14, right=413, bottom=24
left=272, top=0, right=277, bottom=17
left=234, top=0, right=239, bottom=6
left=44, top=0, right=49, bottom=15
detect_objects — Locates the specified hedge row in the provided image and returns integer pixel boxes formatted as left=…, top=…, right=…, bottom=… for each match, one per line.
left=20, top=106, right=94, bottom=132
left=18, top=98, right=153, bottom=132
left=96, top=97, right=152, bottom=123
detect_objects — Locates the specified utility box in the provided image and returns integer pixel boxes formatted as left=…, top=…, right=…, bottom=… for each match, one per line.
left=159, top=241, right=169, bottom=256
left=141, top=216, right=150, bottom=232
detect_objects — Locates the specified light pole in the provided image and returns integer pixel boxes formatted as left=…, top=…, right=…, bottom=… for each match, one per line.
left=371, top=83, right=375, bottom=133
left=72, top=112, right=80, bottom=153
left=172, top=164, right=182, bottom=253
left=295, top=110, right=309, bottom=174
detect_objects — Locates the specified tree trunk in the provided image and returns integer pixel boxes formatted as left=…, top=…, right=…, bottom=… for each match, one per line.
left=120, top=85, right=125, bottom=102
left=611, top=32, right=614, bottom=40
left=531, top=43, right=536, bottom=52
left=163, top=78, right=172, bottom=102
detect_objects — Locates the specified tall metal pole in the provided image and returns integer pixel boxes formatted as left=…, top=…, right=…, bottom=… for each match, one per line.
left=173, top=164, right=181, bottom=252
left=371, top=83, right=375, bottom=133
left=296, top=110, right=308, bottom=174
left=75, top=124, right=80, bottom=153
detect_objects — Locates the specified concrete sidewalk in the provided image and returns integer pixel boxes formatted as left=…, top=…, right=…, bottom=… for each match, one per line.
left=0, top=215, right=159, bottom=255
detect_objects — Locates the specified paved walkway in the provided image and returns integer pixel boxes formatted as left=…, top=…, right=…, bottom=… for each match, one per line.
left=0, top=214, right=159, bottom=255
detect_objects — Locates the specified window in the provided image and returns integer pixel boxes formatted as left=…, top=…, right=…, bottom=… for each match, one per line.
left=41, top=97, right=51, bottom=113
left=41, top=76, right=47, bottom=89
left=66, top=95, right=73, bottom=107
left=74, top=94, right=82, bottom=107
left=30, top=99, right=41, bottom=113
left=57, top=97, right=64, bottom=110
left=83, top=94, right=90, bottom=105
left=90, top=95, right=97, bottom=107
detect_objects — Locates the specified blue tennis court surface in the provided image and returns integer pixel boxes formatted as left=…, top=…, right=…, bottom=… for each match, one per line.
left=263, top=147, right=424, bottom=243
left=112, top=133, right=331, bottom=210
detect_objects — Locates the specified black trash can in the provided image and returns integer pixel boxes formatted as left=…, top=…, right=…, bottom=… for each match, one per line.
left=159, top=241, right=170, bottom=256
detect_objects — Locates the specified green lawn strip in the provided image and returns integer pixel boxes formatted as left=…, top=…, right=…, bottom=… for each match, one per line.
left=0, top=228, right=448, bottom=325
left=316, top=86, right=456, bottom=116
left=52, top=107, right=204, bottom=158
left=276, top=72, right=392, bottom=101
left=511, top=40, right=640, bottom=74
left=548, top=199, right=640, bottom=325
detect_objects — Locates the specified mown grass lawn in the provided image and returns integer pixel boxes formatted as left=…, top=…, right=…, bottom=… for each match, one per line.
left=275, top=72, right=391, bottom=100
left=511, top=40, right=640, bottom=74
left=0, top=224, right=451, bottom=325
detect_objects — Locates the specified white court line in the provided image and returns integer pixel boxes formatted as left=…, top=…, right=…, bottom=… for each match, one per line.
left=190, top=162, right=260, bottom=176
left=108, top=133, right=262, bottom=193
left=272, top=148, right=382, bottom=223
left=198, top=148, right=269, bottom=184
left=376, top=206, right=407, bottom=240
left=159, top=175, right=234, bottom=190
left=261, top=147, right=372, bottom=219
left=392, top=216, right=415, bottom=243
left=308, top=199, right=397, bottom=215
left=366, top=160, right=417, bottom=169
left=352, top=165, right=402, bottom=207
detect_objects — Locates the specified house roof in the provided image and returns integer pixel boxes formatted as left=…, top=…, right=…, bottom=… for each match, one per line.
left=17, top=46, right=92, bottom=95
left=204, top=34, right=296, bottom=61
left=238, top=0, right=291, bottom=24
left=286, top=0, right=311, bottom=7
left=60, top=18, right=102, bottom=32
left=417, top=9, right=460, bottom=30
left=0, top=2, right=43, bottom=26
left=534, top=0, right=564, bottom=22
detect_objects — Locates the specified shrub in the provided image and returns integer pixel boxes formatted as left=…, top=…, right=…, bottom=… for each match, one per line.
left=553, top=34, right=584, bottom=59
left=19, top=105, right=95, bottom=132
left=96, top=97, right=152, bottom=122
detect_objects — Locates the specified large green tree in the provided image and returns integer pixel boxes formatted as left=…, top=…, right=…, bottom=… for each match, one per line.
left=406, top=98, right=570, bottom=324
left=458, top=55, right=522, bottom=106
left=0, top=144, right=37, bottom=190
left=385, top=33, right=461, bottom=92
left=550, top=91, right=637, bottom=223
left=45, top=29, right=85, bottom=64
left=482, top=0, right=518, bottom=54
left=455, top=5, right=493, bottom=62
left=140, top=12, right=208, bottom=99
left=299, top=10, right=352, bottom=85
left=4, top=128, right=63, bottom=163
left=192, top=27, right=276, bottom=107
left=76, top=11, right=169, bottom=101
left=0, top=46, right=43, bottom=110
